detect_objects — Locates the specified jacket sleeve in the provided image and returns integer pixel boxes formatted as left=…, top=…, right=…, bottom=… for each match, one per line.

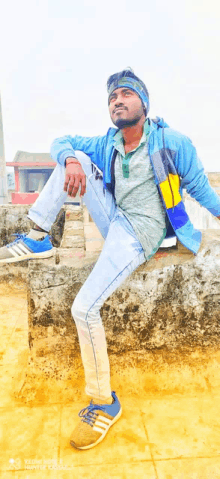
left=176, top=136, right=220, bottom=217
left=50, top=134, right=107, bottom=171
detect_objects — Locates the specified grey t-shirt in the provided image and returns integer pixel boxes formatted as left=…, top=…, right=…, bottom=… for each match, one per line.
left=114, top=124, right=167, bottom=261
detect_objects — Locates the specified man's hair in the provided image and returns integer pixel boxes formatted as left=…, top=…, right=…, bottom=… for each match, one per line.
left=107, top=67, right=149, bottom=101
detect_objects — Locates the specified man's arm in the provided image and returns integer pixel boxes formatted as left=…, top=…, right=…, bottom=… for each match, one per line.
left=50, top=133, right=107, bottom=172
left=175, top=135, right=220, bottom=219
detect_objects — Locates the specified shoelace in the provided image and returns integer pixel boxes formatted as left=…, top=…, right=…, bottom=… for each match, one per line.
left=6, top=233, right=27, bottom=248
left=78, top=404, right=106, bottom=427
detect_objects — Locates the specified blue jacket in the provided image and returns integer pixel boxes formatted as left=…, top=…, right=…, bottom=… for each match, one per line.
left=51, top=117, right=220, bottom=254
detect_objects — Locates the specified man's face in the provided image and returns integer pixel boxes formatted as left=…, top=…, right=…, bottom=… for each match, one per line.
left=108, top=87, right=145, bottom=129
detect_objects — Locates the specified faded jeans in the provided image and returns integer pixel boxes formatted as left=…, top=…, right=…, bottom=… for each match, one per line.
left=28, top=151, right=147, bottom=401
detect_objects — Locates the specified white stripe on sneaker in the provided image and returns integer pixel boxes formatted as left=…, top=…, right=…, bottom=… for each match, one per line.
left=97, top=416, right=111, bottom=425
left=16, top=243, right=32, bottom=255
left=93, top=426, right=107, bottom=434
left=94, top=420, right=108, bottom=430
left=8, top=247, right=20, bottom=257
left=11, top=245, right=28, bottom=256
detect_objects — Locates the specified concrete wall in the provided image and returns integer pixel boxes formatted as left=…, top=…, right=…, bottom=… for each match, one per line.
left=184, top=194, right=220, bottom=230
left=1, top=202, right=220, bottom=401
left=0, top=204, right=65, bottom=248
left=19, top=229, right=220, bottom=402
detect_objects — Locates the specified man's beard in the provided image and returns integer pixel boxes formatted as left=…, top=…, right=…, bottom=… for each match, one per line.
left=113, top=115, right=142, bottom=129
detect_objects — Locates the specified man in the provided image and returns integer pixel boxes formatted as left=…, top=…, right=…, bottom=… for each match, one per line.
left=1, top=69, right=220, bottom=450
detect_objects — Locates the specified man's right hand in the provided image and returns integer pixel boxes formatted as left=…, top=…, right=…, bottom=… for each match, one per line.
left=64, top=158, right=86, bottom=197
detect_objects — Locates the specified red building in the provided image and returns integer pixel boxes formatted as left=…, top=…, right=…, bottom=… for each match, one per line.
left=6, top=151, right=56, bottom=204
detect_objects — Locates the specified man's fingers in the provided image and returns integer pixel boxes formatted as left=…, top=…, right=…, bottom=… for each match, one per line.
left=69, top=178, right=80, bottom=197
left=64, top=172, right=86, bottom=197
left=71, top=177, right=86, bottom=197
left=80, top=177, right=86, bottom=196
left=63, top=174, right=70, bottom=192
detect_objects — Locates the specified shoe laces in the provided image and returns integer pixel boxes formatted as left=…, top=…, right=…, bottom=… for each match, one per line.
left=6, top=233, right=27, bottom=248
left=78, top=403, right=106, bottom=427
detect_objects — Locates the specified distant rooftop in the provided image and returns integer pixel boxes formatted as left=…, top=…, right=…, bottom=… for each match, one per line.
left=13, top=151, right=53, bottom=163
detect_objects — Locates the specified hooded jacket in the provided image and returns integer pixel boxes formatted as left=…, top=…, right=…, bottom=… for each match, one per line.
left=50, top=117, right=220, bottom=255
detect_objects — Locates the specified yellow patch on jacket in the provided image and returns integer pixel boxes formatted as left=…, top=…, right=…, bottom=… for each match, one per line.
left=160, top=174, right=181, bottom=209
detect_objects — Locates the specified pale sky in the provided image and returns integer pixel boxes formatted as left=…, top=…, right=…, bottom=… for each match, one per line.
left=1, top=0, right=220, bottom=173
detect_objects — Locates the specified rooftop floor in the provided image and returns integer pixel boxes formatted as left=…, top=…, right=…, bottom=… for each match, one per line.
left=1, top=282, right=220, bottom=479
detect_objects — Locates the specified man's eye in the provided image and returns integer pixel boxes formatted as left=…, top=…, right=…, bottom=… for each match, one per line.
left=110, top=96, right=116, bottom=102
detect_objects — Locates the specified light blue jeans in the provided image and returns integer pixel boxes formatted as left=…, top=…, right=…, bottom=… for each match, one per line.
left=28, top=152, right=147, bottom=401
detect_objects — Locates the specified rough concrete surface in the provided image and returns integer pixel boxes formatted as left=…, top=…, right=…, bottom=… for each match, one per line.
left=1, top=204, right=220, bottom=409
left=0, top=204, right=66, bottom=247
left=3, top=229, right=216, bottom=405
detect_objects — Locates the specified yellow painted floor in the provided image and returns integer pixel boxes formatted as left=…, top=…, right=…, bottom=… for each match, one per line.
left=1, top=283, right=220, bottom=479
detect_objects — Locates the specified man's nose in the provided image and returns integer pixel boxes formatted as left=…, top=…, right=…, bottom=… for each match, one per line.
left=115, top=98, right=124, bottom=107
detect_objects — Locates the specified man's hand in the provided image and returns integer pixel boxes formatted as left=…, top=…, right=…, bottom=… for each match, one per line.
left=64, top=158, right=86, bottom=197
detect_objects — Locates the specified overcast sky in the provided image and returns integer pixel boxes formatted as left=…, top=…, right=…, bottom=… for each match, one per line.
left=1, top=0, right=220, bottom=172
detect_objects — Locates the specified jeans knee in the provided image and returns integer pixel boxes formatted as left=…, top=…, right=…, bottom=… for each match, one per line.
left=71, top=295, right=101, bottom=326
left=71, top=295, right=88, bottom=325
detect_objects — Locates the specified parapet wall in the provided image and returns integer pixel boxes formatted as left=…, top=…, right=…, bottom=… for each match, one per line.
left=26, top=230, right=220, bottom=357
left=1, top=203, right=220, bottom=403
left=184, top=193, right=220, bottom=230
left=13, top=229, right=219, bottom=403
left=0, top=204, right=66, bottom=248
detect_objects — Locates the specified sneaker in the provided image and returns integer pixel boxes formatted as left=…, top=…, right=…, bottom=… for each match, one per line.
left=0, top=233, right=55, bottom=264
left=70, top=391, right=122, bottom=450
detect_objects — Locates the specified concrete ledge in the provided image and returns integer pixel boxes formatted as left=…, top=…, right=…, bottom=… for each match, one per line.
left=0, top=204, right=66, bottom=248
left=14, top=231, right=220, bottom=395
left=1, top=230, right=220, bottom=403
